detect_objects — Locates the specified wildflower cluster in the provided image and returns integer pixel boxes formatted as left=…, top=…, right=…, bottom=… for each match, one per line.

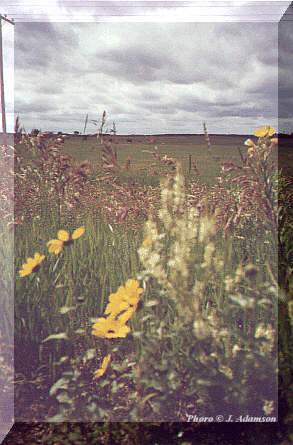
left=92, top=279, right=143, bottom=339
left=92, top=279, right=143, bottom=378
left=19, top=226, right=85, bottom=277
left=47, top=227, right=85, bottom=254
left=219, top=125, right=278, bottom=235
left=244, top=126, right=277, bottom=158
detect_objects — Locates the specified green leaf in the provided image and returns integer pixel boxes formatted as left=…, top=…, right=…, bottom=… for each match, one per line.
left=56, top=391, right=72, bottom=404
left=47, top=413, right=67, bottom=422
left=87, top=402, right=97, bottom=413
left=54, top=356, right=69, bottom=366
left=142, top=392, right=158, bottom=405
left=197, top=379, right=213, bottom=386
left=145, top=299, right=158, bottom=307
left=83, top=349, right=96, bottom=361
left=59, top=306, right=77, bottom=314
left=229, top=295, right=255, bottom=308
left=49, top=377, right=70, bottom=396
left=42, top=332, right=68, bottom=342
left=98, top=408, right=107, bottom=417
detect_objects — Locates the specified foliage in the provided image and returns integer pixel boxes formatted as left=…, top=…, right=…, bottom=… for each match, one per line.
left=133, top=162, right=277, bottom=420
left=9, top=118, right=291, bottom=434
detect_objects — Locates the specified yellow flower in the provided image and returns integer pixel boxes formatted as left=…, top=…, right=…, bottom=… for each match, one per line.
left=19, top=252, right=45, bottom=277
left=47, top=226, right=85, bottom=254
left=125, top=279, right=144, bottom=300
left=247, top=147, right=255, bottom=156
left=104, top=298, right=129, bottom=317
left=104, top=286, right=130, bottom=315
left=94, top=353, right=111, bottom=379
left=47, top=239, right=63, bottom=254
left=104, top=280, right=143, bottom=317
left=254, top=126, right=275, bottom=138
left=270, top=138, right=278, bottom=146
left=117, top=307, right=137, bottom=324
left=92, top=316, right=131, bottom=338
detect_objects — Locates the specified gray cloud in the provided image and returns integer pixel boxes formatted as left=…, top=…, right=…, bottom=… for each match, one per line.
left=13, top=20, right=281, bottom=134
left=15, top=22, right=79, bottom=69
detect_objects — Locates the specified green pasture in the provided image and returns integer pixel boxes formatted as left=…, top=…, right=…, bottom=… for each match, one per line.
left=18, top=133, right=282, bottom=185
left=61, top=136, right=248, bottom=185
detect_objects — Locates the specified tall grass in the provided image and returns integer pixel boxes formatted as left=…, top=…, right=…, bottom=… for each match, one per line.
left=11, top=121, right=283, bottom=422
left=14, top=212, right=142, bottom=392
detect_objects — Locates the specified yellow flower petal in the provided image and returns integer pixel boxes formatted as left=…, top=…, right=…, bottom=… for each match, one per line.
left=108, top=290, right=126, bottom=303
left=118, top=307, right=136, bottom=324
left=94, top=353, right=111, bottom=379
left=26, top=257, right=35, bottom=264
left=106, top=323, right=131, bottom=338
left=94, top=368, right=104, bottom=378
left=102, top=353, right=111, bottom=370
left=126, top=279, right=143, bottom=295
left=72, top=226, right=85, bottom=240
left=104, top=300, right=129, bottom=316
left=19, top=268, right=30, bottom=277
left=58, top=230, right=70, bottom=242
left=108, top=283, right=141, bottom=309
left=47, top=239, right=63, bottom=254
left=92, top=317, right=131, bottom=338
left=267, top=127, right=275, bottom=136
left=270, top=138, right=278, bottom=145
left=254, top=126, right=275, bottom=138
left=34, top=252, right=45, bottom=261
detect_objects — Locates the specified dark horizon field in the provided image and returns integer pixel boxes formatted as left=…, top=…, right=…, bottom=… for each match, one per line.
left=1, top=132, right=291, bottom=176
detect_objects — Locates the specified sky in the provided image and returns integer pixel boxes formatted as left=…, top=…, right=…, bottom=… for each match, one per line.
left=1, top=1, right=293, bottom=134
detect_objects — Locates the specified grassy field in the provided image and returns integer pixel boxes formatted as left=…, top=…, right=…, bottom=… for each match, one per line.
left=60, top=134, right=257, bottom=185
left=14, top=131, right=292, bottom=181
left=3, top=126, right=291, bottom=432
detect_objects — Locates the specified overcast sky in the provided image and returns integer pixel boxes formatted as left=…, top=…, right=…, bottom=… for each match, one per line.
left=2, top=1, right=293, bottom=134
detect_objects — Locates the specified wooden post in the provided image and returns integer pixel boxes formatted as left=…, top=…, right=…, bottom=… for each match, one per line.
left=0, top=19, right=5, bottom=134
left=188, top=154, right=192, bottom=174
left=0, top=15, right=15, bottom=140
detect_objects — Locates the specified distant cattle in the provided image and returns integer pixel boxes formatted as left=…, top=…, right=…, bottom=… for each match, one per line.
left=127, top=138, right=132, bottom=143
